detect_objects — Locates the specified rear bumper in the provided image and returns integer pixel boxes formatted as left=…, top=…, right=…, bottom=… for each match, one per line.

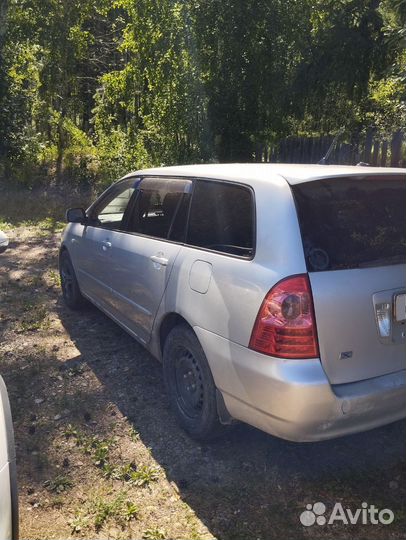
left=194, top=327, right=406, bottom=442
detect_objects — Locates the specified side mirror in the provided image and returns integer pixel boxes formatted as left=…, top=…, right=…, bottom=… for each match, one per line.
left=66, top=208, right=87, bottom=224
left=0, top=231, right=9, bottom=253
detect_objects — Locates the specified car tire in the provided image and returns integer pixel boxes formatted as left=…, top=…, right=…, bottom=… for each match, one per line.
left=59, top=250, right=85, bottom=310
left=163, top=324, right=223, bottom=441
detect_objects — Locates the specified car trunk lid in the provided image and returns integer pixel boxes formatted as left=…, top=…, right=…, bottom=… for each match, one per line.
left=291, top=173, right=406, bottom=385
left=309, top=266, right=405, bottom=384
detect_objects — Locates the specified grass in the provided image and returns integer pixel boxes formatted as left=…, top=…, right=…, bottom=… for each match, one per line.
left=43, top=475, right=73, bottom=494
left=63, top=425, right=160, bottom=486
left=47, top=269, right=61, bottom=287
left=0, top=186, right=92, bottom=229
left=18, top=302, right=50, bottom=332
left=38, top=216, right=65, bottom=232
left=142, top=527, right=167, bottom=539
left=0, top=218, right=13, bottom=231
left=125, top=465, right=160, bottom=487
left=70, top=492, right=139, bottom=533
left=129, top=426, right=140, bottom=442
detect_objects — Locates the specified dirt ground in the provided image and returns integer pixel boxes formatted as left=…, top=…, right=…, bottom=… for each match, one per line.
left=0, top=189, right=405, bottom=540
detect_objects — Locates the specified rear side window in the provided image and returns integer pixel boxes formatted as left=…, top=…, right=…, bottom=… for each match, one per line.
left=292, top=175, right=406, bottom=271
left=187, top=180, right=254, bottom=257
left=127, top=177, right=191, bottom=240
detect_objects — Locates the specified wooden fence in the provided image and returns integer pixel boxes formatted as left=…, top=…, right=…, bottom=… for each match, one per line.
left=255, top=129, right=406, bottom=167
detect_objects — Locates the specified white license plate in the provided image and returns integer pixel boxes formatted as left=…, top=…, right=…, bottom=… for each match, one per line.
left=394, top=294, right=406, bottom=322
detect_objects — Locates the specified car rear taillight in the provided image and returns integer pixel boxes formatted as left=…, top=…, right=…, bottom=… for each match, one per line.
left=249, top=274, right=319, bottom=359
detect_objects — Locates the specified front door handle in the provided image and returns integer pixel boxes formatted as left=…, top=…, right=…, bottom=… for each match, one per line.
left=102, top=240, right=112, bottom=251
left=150, top=254, right=168, bottom=267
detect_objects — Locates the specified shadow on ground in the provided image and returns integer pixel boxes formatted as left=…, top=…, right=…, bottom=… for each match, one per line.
left=57, top=301, right=406, bottom=540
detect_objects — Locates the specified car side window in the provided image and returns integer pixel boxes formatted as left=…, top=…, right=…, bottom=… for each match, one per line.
left=91, top=179, right=138, bottom=230
left=126, top=177, right=191, bottom=241
left=187, top=180, right=254, bottom=257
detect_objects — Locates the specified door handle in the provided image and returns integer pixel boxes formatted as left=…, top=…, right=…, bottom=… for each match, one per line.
left=150, top=254, right=168, bottom=266
left=102, top=240, right=112, bottom=251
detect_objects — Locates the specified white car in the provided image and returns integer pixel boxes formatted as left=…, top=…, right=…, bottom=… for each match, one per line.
left=0, top=231, right=9, bottom=253
left=0, top=375, right=18, bottom=540
left=60, top=164, right=406, bottom=442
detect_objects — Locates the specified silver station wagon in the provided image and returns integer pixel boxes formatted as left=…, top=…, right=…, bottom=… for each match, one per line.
left=59, top=164, right=406, bottom=442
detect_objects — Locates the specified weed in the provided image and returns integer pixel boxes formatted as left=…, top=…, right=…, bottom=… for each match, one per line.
left=48, top=269, right=61, bottom=287
left=91, top=493, right=138, bottom=530
left=59, top=425, right=158, bottom=488
left=82, top=435, right=115, bottom=462
left=93, top=442, right=110, bottom=466
left=142, top=528, right=166, bottom=539
left=189, top=526, right=203, bottom=540
left=26, top=275, right=43, bottom=288
left=67, top=362, right=86, bottom=377
left=69, top=514, right=89, bottom=534
left=63, top=424, right=78, bottom=438
left=37, top=217, right=65, bottom=233
left=63, top=427, right=118, bottom=471
left=48, top=496, right=64, bottom=509
left=93, top=499, right=116, bottom=530
left=129, top=426, right=140, bottom=442
left=81, top=435, right=100, bottom=455
left=0, top=219, right=13, bottom=231
left=44, top=475, right=73, bottom=493
left=19, top=303, right=49, bottom=332
left=128, top=465, right=160, bottom=487
left=122, top=500, right=139, bottom=522
left=115, top=462, right=137, bottom=481
left=100, top=462, right=115, bottom=479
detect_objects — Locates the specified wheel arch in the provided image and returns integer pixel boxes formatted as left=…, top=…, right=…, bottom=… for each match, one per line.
left=58, top=243, right=68, bottom=262
left=158, top=312, right=192, bottom=359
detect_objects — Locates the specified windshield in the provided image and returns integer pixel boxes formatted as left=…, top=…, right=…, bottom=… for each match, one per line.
left=291, top=175, right=406, bottom=272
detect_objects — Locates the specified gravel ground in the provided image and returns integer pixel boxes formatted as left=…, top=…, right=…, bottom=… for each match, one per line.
left=0, top=213, right=405, bottom=540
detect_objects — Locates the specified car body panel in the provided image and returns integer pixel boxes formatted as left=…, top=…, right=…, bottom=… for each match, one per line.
left=74, top=225, right=116, bottom=309
left=104, top=231, right=183, bottom=344
left=151, top=175, right=307, bottom=350
left=123, top=163, right=403, bottom=185
left=193, top=326, right=406, bottom=442
left=310, top=265, right=406, bottom=384
left=0, top=464, right=12, bottom=540
left=0, top=376, right=18, bottom=540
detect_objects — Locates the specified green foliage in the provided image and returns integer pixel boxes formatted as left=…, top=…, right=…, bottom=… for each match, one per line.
left=142, top=527, right=167, bottom=540
left=63, top=425, right=160, bottom=486
left=0, top=0, right=404, bottom=186
left=44, top=475, right=73, bottom=493
left=70, top=492, right=138, bottom=533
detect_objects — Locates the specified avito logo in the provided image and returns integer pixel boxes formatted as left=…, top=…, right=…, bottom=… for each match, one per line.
left=300, top=501, right=394, bottom=526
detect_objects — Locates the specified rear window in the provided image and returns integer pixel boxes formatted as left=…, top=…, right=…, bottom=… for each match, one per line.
left=291, top=175, right=406, bottom=271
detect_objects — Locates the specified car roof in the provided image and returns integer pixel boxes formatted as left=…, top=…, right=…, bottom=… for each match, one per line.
left=124, top=163, right=405, bottom=185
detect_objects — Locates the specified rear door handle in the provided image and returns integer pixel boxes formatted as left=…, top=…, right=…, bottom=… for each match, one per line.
left=102, top=240, right=112, bottom=251
left=150, top=254, right=168, bottom=266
